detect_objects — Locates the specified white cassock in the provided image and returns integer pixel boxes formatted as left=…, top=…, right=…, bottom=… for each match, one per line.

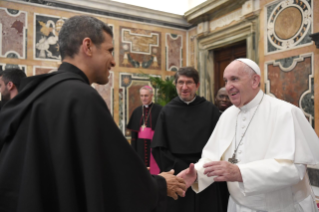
left=192, top=90, right=319, bottom=212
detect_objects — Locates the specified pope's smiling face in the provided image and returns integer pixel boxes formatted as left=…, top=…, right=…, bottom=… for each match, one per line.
left=223, top=61, right=259, bottom=108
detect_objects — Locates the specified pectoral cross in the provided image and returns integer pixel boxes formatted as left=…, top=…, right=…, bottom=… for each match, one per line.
left=141, top=124, right=146, bottom=131
left=228, top=153, right=238, bottom=164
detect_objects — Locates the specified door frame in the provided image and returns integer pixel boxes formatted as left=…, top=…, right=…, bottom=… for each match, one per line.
left=196, top=18, right=259, bottom=102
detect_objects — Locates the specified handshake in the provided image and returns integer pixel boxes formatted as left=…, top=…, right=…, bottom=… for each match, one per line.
left=157, top=164, right=197, bottom=200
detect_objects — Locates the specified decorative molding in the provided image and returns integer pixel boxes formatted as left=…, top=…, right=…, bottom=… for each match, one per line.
left=210, top=9, right=241, bottom=32
left=0, top=63, right=27, bottom=73
left=11, top=0, right=191, bottom=30
left=265, top=0, right=313, bottom=54
left=33, top=13, right=67, bottom=61
left=197, top=21, right=209, bottom=35
left=33, top=65, right=57, bottom=75
left=120, top=27, right=161, bottom=69
left=122, top=29, right=159, bottom=55
left=165, top=33, right=183, bottom=71
left=264, top=53, right=314, bottom=127
left=242, top=0, right=254, bottom=16
left=0, top=7, right=27, bottom=59
left=184, top=0, right=246, bottom=25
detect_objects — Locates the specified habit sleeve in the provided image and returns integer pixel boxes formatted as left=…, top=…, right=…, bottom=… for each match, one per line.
left=69, top=88, right=167, bottom=211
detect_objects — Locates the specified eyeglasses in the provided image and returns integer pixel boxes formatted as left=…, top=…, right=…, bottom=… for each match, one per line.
left=177, top=81, right=195, bottom=86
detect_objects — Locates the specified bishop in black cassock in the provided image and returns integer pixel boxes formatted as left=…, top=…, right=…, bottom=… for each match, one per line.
left=127, top=85, right=162, bottom=174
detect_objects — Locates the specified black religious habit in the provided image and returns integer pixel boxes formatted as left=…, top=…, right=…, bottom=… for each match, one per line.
left=127, top=103, right=162, bottom=166
left=0, top=62, right=167, bottom=212
left=152, top=96, right=229, bottom=212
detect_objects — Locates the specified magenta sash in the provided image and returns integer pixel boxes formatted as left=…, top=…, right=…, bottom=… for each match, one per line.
left=138, top=127, right=160, bottom=175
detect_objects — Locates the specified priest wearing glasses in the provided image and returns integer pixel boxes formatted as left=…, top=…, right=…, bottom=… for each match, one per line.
left=178, top=58, right=319, bottom=212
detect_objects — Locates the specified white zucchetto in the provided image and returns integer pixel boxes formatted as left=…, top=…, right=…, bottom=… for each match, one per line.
left=236, top=58, right=261, bottom=76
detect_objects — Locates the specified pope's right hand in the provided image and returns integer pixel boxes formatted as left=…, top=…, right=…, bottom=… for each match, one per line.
left=177, top=163, right=197, bottom=189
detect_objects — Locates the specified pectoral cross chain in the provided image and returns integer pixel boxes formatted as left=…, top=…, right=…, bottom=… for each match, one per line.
left=228, top=153, right=238, bottom=164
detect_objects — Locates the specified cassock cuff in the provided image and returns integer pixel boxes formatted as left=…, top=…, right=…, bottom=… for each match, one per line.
left=191, top=158, right=215, bottom=193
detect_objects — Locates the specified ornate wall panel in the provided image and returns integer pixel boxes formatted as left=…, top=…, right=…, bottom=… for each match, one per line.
left=34, top=14, right=67, bottom=61
left=0, top=63, right=26, bottom=72
left=265, top=53, right=314, bottom=127
left=265, top=0, right=313, bottom=54
left=92, top=71, right=114, bottom=115
left=119, top=73, right=157, bottom=137
left=165, top=33, right=182, bottom=71
left=120, top=27, right=161, bottom=70
left=0, top=8, right=27, bottom=59
left=33, top=66, right=57, bottom=75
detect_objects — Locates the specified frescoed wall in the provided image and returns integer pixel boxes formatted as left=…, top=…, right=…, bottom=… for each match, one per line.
left=0, top=8, right=27, bottom=59
left=265, top=53, right=314, bottom=127
left=120, top=27, right=161, bottom=70
left=0, top=1, right=186, bottom=127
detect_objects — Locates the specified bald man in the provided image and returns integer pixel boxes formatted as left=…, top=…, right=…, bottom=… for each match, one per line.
left=178, top=58, right=319, bottom=212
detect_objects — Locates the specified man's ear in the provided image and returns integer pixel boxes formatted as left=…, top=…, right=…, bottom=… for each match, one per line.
left=252, top=74, right=261, bottom=89
left=82, top=37, right=93, bottom=57
left=6, top=81, right=15, bottom=91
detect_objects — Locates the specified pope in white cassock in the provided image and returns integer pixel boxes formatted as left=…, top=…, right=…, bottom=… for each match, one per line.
left=177, top=58, right=319, bottom=212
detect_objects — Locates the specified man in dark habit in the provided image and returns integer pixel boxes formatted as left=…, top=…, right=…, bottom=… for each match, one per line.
left=0, top=68, right=26, bottom=111
left=127, top=85, right=162, bottom=174
left=214, top=87, right=232, bottom=113
left=0, top=15, right=186, bottom=212
left=152, top=67, right=229, bottom=212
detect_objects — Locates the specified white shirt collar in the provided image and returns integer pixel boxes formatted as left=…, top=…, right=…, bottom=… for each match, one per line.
left=239, top=90, right=263, bottom=111
left=179, top=96, right=196, bottom=105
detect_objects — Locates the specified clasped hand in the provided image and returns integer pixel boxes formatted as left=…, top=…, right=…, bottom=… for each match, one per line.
left=159, top=169, right=186, bottom=200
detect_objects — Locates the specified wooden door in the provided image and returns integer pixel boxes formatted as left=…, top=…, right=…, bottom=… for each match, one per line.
left=213, top=41, right=246, bottom=95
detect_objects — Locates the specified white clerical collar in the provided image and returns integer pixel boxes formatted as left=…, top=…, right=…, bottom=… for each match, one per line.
left=179, top=96, right=196, bottom=105
left=239, top=90, right=263, bottom=111
left=143, top=102, right=153, bottom=108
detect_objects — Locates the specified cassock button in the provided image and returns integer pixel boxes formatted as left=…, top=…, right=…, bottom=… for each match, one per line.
left=238, top=150, right=242, bottom=154
left=242, top=117, right=246, bottom=121
left=240, top=142, right=243, bottom=146
left=241, top=125, right=245, bottom=129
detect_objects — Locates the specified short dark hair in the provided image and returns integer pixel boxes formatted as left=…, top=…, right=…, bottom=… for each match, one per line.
left=58, top=15, right=113, bottom=60
left=0, top=68, right=27, bottom=91
left=174, top=67, right=199, bottom=84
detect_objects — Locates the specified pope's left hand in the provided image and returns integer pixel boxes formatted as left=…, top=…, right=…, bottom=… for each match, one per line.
left=203, top=161, right=243, bottom=182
